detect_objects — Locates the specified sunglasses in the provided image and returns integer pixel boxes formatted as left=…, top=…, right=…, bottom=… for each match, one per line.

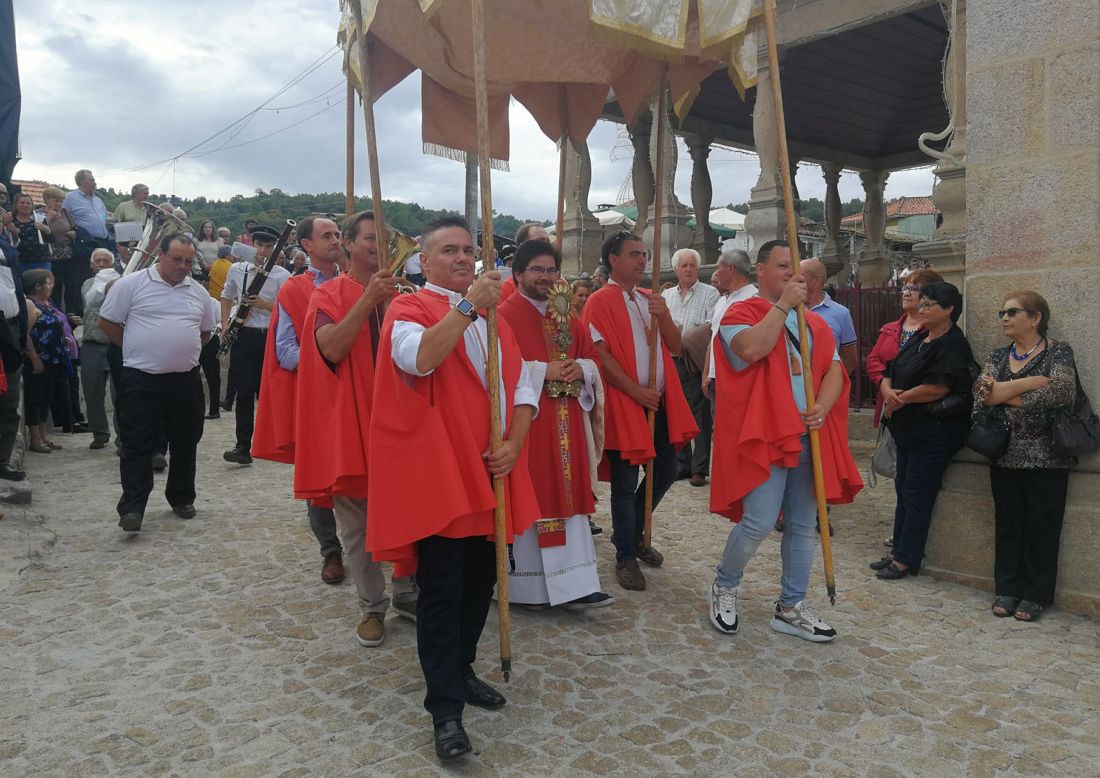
left=998, top=307, right=1035, bottom=319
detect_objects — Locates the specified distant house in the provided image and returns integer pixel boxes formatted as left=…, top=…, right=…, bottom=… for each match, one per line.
left=9, top=179, right=62, bottom=206
left=841, top=196, right=938, bottom=243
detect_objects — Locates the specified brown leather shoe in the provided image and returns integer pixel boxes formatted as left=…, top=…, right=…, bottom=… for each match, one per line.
left=615, top=559, right=646, bottom=591
left=636, top=544, right=664, bottom=568
left=690, top=474, right=707, bottom=487
left=321, top=552, right=345, bottom=585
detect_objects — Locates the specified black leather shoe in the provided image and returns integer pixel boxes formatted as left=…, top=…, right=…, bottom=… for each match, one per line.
left=464, top=675, right=506, bottom=710
left=119, top=513, right=143, bottom=532
left=172, top=504, right=196, bottom=519
left=205, top=411, right=220, bottom=420
left=151, top=453, right=168, bottom=472
left=868, top=556, right=893, bottom=571
left=876, top=562, right=918, bottom=580
left=219, top=399, right=233, bottom=412
left=223, top=446, right=253, bottom=465
left=70, top=422, right=91, bottom=434
left=433, top=719, right=471, bottom=761
left=0, top=464, right=26, bottom=481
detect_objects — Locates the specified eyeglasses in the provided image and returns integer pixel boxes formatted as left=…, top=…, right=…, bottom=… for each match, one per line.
left=525, top=266, right=560, bottom=277
left=917, top=300, right=941, bottom=310
left=998, top=307, right=1034, bottom=319
left=901, top=285, right=920, bottom=294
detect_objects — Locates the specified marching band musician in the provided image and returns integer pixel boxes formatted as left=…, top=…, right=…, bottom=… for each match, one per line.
left=497, top=240, right=613, bottom=610
left=220, top=224, right=290, bottom=465
left=252, top=216, right=346, bottom=586
left=367, top=216, right=540, bottom=762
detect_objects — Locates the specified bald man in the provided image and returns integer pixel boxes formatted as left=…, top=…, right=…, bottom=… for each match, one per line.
left=800, top=258, right=857, bottom=375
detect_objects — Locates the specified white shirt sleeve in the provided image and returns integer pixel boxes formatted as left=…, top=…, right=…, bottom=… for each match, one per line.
left=98, top=275, right=133, bottom=325
left=577, top=357, right=597, bottom=412
left=221, top=265, right=240, bottom=301
left=588, top=323, right=604, bottom=343
left=514, top=360, right=539, bottom=410
left=390, top=320, right=430, bottom=376
left=201, top=295, right=216, bottom=332
left=525, top=360, right=547, bottom=397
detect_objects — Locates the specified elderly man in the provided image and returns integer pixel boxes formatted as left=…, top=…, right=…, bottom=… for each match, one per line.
left=662, top=248, right=719, bottom=486
left=99, top=234, right=215, bottom=532
left=704, top=249, right=757, bottom=399
left=367, top=216, right=540, bottom=761
left=61, top=170, right=110, bottom=314
left=112, top=184, right=151, bottom=226
left=801, top=258, right=858, bottom=375
left=81, top=248, right=122, bottom=449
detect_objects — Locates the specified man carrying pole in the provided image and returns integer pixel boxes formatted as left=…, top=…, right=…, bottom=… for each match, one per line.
left=581, top=232, right=697, bottom=591
left=708, top=239, right=861, bottom=640
left=366, top=217, right=540, bottom=761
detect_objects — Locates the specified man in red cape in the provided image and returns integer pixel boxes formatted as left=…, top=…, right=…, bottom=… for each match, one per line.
left=367, top=217, right=540, bottom=762
left=294, top=211, right=418, bottom=649
left=708, top=240, right=862, bottom=643
left=252, top=216, right=344, bottom=585
left=581, top=233, right=698, bottom=591
left=498, top=240, right=612, bottom=609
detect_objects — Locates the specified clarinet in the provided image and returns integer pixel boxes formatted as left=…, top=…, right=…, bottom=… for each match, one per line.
left=217, top=219, right=296, bottom=357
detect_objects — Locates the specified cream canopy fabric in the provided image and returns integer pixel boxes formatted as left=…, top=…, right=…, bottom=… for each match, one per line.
left=338, top=0, right=761, bottom=165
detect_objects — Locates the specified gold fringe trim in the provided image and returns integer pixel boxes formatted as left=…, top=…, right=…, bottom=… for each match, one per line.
left=586, top=19, right=687, bottom=64
left=673, top=83, right=702, bottom=120
left=422, top=142, right=510, bottom=172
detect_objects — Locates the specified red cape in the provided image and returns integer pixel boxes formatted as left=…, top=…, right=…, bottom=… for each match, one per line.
left=709, top=297, right=863, bottom=521
left=500, top=274, right=517, bottom=302
left=499, top=292, right=595, bottom=518
left=581, top=284, right=698, bottom=470
left=252, top=273, right=315, bottom=463
left=366, top=291, right=541, bottom=571
left=293, top=275, right=376, bottom=501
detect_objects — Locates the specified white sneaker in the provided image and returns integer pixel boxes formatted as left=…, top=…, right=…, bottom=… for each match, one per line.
left=709, top=582, right=739, bottom=634
left=769, top=600, right=837, bottom=642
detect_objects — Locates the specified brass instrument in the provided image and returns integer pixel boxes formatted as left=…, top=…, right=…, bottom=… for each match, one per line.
left=122, top=203, right=194, bottom=275
left=386, top=226, right=420, bottom=294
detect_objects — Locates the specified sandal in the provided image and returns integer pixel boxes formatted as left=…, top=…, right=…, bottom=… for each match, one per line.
left=28, top=443, right=52, bottom=454
left=46, top=441, right=62, bottom=450
left=1013, top=600, right=1042, bottom=622
left=991, top=595, right=1019, bottom=617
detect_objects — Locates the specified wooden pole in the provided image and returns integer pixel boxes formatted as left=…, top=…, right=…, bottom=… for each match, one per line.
left=472, top=0, right=512, bottom=681
left=642, top=78, right=668, bottom=551
left=761, top=0, right=837, bottom=603
left=351, top=0, right=389, bottom=269
left=554, top=86, right=568, bottom=253
left=345, top=77, right=355, bottom=217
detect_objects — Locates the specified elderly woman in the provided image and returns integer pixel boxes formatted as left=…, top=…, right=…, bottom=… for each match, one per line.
left=42, top=186, right=77, bottom=266
left=5, top=193, right=52, bottom=270
left=22, top=270, right=73, bottom=452
left=866, top=268, right=944, bottom=427
left=872, top=282, right=976, bottom=580
left=974, top=291, right=1076, bottom=622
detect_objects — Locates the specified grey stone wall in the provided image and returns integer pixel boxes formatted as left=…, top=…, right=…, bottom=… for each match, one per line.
left=924, top=0, right=1100, bottom=615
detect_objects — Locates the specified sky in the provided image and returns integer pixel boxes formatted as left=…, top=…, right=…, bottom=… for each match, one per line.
left=11, top=0, right=936, bottom=222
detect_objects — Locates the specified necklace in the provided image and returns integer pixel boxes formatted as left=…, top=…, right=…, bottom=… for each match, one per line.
left=1010, top=337, right=1043, bottom=361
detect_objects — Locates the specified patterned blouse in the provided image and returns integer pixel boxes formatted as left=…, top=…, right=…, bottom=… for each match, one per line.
left=974, top=339, right=1077, bottom=469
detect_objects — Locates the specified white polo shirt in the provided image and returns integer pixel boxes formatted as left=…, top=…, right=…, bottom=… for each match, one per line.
left=220, top=261, right=290, bottom=330
left=100, top=266, right=215, bottom=374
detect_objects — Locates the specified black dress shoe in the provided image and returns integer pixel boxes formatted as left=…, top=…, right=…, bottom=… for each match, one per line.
left=868, top=556, right=894, bottom=571
left=205, top=411, right=220, bottom=420
left=0, top=464, right=26, bottom=481
left=433, top=719, right=471, bottom=761
left=172, top=504, right=196, bottom=519
left=219, top=399, right=233, bottom=412
left=118, top=512, right=143, bottom=532
left=223, top=446, right=253, bottom=465
left=464, top=675, right=506, bottom=710
left=151, top=453, right=168, bottom=472
left=876, top=562, right=918, bottom=580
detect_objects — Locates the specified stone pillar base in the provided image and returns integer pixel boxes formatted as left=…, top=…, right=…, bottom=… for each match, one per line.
left=913, top=236, right=966, bottom=291
left=744, top=195, right=785, bottom=255
left=857, top=252, right=892, bottom=286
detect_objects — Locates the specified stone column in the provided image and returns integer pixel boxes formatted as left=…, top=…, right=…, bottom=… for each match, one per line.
left=913, top=0, right=966, bottom=289
left=628, top=121, right=654, bottom=236
left=561, top=138, right=603, bottom=275
left=745, top=57, right=785, bottom=253
left=857, top=170, right=890, bottom=285
left=820, top=161, right=849, bottom=280
left=641, top=94, right=693, bottom=276
left=685, top=134, right=717, bottom=264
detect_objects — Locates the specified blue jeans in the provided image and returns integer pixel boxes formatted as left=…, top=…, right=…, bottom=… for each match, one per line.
left=715, top=437, right=816, bottom=607
left=605, top=408, right=678, bottom=562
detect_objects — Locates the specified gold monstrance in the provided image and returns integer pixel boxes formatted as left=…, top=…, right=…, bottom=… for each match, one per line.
left=544, top=279, right=581, bottom=398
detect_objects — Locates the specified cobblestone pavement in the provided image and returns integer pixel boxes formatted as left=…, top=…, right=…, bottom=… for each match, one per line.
left=2, top=418, right=1098, bottom=777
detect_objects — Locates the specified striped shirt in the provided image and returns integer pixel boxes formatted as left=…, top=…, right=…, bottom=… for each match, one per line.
left=662, top=281, right=720, bottom=333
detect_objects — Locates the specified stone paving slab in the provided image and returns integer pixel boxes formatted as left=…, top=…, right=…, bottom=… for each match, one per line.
left=1, top=417, right=1098, bottom=776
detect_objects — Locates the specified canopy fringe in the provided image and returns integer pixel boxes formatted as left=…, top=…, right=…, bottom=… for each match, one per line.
left=423, top=142, right=509, bottom=172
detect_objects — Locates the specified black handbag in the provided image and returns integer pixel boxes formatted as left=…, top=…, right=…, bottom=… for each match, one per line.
left=1051, top=369, right=1100, bottom=458
left=967, top=407, right=1011, bottom=460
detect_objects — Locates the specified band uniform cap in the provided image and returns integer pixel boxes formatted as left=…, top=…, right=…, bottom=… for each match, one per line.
left=249, top=225, right=281, bottom=243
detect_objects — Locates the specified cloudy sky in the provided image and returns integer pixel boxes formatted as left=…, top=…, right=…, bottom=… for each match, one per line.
left=12, top=0, right=934, bottom=221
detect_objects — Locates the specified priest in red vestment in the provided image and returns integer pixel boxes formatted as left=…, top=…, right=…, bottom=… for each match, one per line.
left=252, top=216, right=344, bottom=585
left=708, top=240, right=862, bottom=644
left=498, top=240, right=612, bottom=610
left=295, top=211, right=418, bottom=649
left=367, top=216, right=540, bottom=762
left=581, top=233, right=698, bottom=592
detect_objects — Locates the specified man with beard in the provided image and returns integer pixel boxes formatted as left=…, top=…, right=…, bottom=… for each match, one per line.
left=498, top=240, right=612, bottom=610
left=253, top=216, right=345, bottom=584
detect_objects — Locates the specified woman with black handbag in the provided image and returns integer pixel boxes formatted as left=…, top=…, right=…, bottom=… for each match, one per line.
left=872, top=282, right=976, bottom=581
left=973, top=290, right=1076, bottom=623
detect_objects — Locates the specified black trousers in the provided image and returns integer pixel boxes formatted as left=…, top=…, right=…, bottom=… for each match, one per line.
left=416, top=535, right=497, bottom=723
left=229, top=328, right=266, bottom=450
left=117, top=367, right=204, bottom=516
left=50, top=259, right=92, bottom=315
left=990, top=466, right=1069, bottom=606
left=674, top=357, right=711, bottom=476
left=199, top=334, right=221, bottom=415
left=890, top=421, right=965, bottom=568
left=605, top=407, right=678, bottom=562
left=22, top=364, right=57, bottom=426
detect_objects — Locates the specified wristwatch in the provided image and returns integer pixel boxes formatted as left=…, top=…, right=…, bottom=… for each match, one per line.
left=456, top=297, right=478, bottom=321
